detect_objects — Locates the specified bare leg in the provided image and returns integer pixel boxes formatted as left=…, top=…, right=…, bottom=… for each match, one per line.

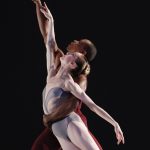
left=52, top=112, right=100, bottom=150
left=67, top=121, right=100, bottom=150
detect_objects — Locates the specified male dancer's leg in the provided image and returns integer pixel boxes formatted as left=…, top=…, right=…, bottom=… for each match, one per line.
left=31, top=128, right=61, bottom=150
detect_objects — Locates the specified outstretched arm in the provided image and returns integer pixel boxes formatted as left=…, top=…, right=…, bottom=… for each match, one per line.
left=65, top=75, right=125, bottom=145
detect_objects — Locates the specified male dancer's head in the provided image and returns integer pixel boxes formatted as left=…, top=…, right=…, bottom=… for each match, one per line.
left=66, top=39, right=97, bottom=62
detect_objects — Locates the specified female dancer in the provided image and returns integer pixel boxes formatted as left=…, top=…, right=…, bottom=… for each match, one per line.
left=31, top=1, right=125, bottom=149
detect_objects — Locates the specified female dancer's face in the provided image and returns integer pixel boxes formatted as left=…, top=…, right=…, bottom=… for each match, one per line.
left=60, top=52, right=82, bottom=70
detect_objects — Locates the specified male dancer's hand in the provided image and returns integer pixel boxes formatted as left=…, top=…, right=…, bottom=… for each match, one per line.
left=43, top=114, right=50, bottom=127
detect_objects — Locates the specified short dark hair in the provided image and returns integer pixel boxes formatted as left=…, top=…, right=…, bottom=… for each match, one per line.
left=79, top=39, right=97, bottom=62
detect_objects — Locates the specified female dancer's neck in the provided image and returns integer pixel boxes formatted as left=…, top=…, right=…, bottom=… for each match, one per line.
left=56, top=66, right=69, bottom=80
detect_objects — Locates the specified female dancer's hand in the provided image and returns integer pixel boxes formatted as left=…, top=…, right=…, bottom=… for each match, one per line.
left=114, top=123, right=125, bottom=145
left=39, top=2, right=54, bottom=22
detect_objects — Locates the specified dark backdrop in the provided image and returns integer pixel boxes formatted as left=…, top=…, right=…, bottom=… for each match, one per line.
left=1, top=0, right=148, bottom=150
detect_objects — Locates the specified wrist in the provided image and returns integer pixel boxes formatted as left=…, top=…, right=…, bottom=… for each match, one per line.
left=113, top=121, right=118, bottom=127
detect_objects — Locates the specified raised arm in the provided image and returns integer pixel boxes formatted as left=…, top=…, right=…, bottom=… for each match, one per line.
left=32, top=0, right=50, bottom=42
left=65, top=75, right=125, bottom=145
left=33, top=1, right=64, bottom=81
left=39, top=3, right=57, bottom=80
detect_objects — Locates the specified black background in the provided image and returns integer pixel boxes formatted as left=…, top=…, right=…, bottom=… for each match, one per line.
left=1, top=0, right=148, bottom=150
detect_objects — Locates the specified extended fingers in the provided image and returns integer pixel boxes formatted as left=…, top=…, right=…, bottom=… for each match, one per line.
left=44, top=2, right=49, bottom=10
left=117, top=139, right=121, bottom=145
left=122, top=133, right=125, bottom=144
left=40, top=5, right=47, bottom=11
left=32, top=0, right=37, bottom=3
left=117, top=132, right=125, bottom=145
left=32, top=0, right=41, bottom=4
left=44, top=2, right=52, bottom=14
left=119, top=130, right=125, bottom=144
left=40, top=8, right=46, bottom=15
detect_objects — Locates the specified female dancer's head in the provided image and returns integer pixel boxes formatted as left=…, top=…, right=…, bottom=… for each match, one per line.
left=60, top=52, right=88, bottom=78
left=66, top=39, right=97, bottom=62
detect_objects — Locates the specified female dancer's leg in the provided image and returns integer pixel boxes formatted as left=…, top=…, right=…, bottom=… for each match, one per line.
left=52, top=112, right=100, bottom=150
